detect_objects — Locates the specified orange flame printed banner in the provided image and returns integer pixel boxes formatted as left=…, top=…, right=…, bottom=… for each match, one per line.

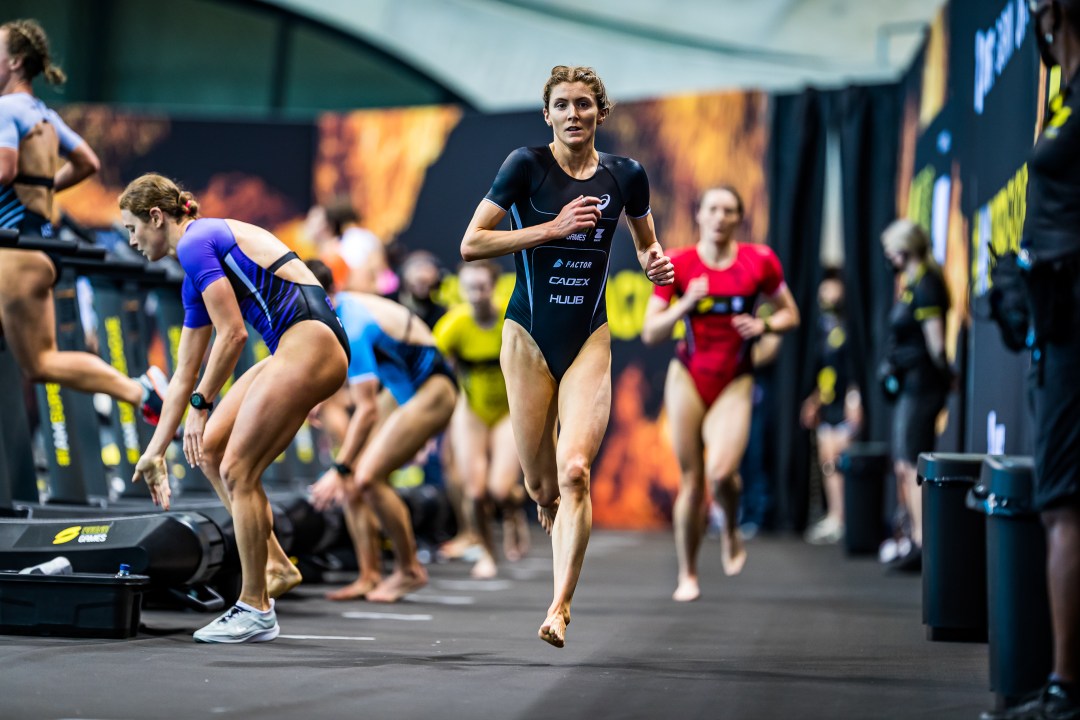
left=54, top=87, right=771, bottom=530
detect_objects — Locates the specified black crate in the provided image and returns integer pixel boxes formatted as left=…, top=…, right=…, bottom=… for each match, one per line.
left=0, top=572, right=149, bottom=639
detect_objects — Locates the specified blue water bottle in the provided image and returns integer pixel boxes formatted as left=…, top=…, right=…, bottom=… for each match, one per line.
left=116, top=563, right=131, bottom=578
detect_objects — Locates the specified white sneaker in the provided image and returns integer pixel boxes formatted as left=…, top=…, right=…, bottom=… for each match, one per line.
left=193, top=602, right=279, bottom=644
left=805, top=517, right=844, bottom=545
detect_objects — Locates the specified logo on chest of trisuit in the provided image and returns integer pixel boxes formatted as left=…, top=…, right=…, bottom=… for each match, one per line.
left=549, top=277, right=589, bottom=287
left=564, top=228, right=606, bottom=242
left=553, top=258, right=592, bottom=269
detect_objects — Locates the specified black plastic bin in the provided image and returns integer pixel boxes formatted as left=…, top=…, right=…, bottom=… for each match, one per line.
left=973, top=456, right=1052, bottom=705
left=839, top=442, right=890, bottom=555
left=0, top=571, right=149, bottom=638
left=917, top=452, right=988, bottom=642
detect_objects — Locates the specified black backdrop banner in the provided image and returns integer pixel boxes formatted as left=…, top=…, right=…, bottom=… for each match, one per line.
left=767, top=90, right=827, bottom=530
left=895, top=0, right=1042, bottom=457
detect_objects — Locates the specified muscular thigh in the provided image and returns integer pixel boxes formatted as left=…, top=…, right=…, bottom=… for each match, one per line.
left=0, top=250, right=57, bottom=361
left=221, top=322, right=347, bottom=475
left=664, top=359, right=706, bottom=475
left=702, top=374, right=753, bottom=479
left=488, top=414, right=521, bottom=493
left=450, top=394, right=491, bottom=491
left=203, top=359, right=270, bottom=460
left=555, top=325, right=611, bottom=468
left=356, top=375, right=456, bottom=483
left=501, top=319, right=558, bottom=485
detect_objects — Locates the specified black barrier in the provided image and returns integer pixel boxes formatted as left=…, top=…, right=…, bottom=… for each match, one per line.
left=0, top=336, right=37, bottom=507
left=972, top=456, right=1052, bottom=707
left=838, top=442, right=890, bottom=555
left=0, top=512, right=224, bottom=592
left=917, top=452, right=988, bottom=642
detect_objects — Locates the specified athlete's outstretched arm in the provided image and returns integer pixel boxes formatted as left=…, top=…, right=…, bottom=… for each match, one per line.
left=0, top=147, right=16, bottom=186
left=133, top=324, right=212, bottom=508
left=55, top=142, right=100, bottom=192
left=142, top=324, right=212, bottom=459
left=460, top=196, right=601, bottom=261
left=192, top=278, right=249, bottom=403
left=311, top=378, right=379, bottom=510
left=732, top=284, right=800, bottom=339
left=641, top=279, right=707, bottom=345
left=626, top=213, right=674, bottom=286
left=335, top=379, right=380, bottom=471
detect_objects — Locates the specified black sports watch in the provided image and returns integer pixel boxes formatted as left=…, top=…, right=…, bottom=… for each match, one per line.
left=190, top=392, right=214, bottom=412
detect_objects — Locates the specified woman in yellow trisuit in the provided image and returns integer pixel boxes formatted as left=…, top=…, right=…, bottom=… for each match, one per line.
left=434, top=260, right=528, bottom=578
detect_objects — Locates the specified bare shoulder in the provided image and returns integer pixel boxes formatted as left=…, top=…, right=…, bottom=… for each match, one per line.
left=223, top=218, right=285, bottom=248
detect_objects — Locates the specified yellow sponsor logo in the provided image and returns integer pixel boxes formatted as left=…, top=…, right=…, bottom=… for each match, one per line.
left=53, top=526, right=82, bottom=545
left=45, top=383, right=71, bottom=467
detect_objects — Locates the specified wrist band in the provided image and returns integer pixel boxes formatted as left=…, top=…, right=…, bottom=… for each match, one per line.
left=333, top=462, right=352, bottom=476
left=762, top=317, right=772, bottom=334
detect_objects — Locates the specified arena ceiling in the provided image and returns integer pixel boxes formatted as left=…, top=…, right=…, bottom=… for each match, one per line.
left=260, top=0, right=947, bottom=111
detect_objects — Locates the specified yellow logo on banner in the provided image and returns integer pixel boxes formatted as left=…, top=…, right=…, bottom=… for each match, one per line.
left=53, top=526, right=81, bottom=545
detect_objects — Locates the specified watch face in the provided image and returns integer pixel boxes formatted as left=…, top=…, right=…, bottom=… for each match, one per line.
left=191, top=393, right=207, bottom=409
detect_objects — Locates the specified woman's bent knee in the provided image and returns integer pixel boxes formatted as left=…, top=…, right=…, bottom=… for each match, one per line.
left=558, top=455, right=591, bottom=498
left=220, top=457, right=259, bottom=494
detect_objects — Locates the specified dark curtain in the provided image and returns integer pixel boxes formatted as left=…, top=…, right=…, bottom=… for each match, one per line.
left=835, top=84, right=902, bottom=448
left=766, top=90, right=827, bottom=531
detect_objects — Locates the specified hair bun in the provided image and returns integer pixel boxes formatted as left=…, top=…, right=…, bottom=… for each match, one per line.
left=178, top=191, right=199, bottom=217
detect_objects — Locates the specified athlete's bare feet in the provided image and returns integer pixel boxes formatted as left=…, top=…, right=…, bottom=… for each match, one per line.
left=266, top=566, right=303, bottom=600
left=366, top=566, right=429, bottom=603
left=538, top=609, right=570, bottom=648
left=439, top=534, right=479, bottom=561
left=672, top=576, right=701, bottom=602
left=537, top=498, right=560, bottom=535
left=721, top=528, right=747, bottom=576
left=325, top=575, right=381, bottom=601
left=503, top=509, right=530, bottom=562
left=470, top=553, right=497, bottom=579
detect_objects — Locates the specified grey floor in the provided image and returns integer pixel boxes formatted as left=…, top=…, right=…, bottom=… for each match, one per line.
left=0, top=529, right=990, bottom=720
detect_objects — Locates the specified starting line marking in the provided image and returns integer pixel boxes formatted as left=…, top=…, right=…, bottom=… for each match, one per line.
left=402, top=593, right=475, bottom=605
left=278, top=634, right=375, bottom=641
left=343, top=611, right=434, bottom=621
left=435, top=579, right=513, bottom=592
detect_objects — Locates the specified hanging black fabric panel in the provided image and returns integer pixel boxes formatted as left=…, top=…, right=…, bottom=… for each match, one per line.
left=836, top=83, right=902, bottom=451
left=766, top=90, right=827, bottom=531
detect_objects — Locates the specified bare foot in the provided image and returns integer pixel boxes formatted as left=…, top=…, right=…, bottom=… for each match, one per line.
left=439, top=534, right=478, bottom=561
left=537, top=498, right=560, bottom=535
left=325, top=576, right=380, bottom=601
left=538, top=610, right=570, bottom=648
left=266, top=567, right=303, bottom=600
left=366, top=566, right=429, bottom=603
left=672, top=576, right=701, bottom=602
left=721, top=528, right=747, bottom=576
left=470, top=553, right=497, bottom=579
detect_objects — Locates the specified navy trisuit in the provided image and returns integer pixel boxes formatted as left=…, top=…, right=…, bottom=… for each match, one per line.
left=483, top=145, right=651, bottom=380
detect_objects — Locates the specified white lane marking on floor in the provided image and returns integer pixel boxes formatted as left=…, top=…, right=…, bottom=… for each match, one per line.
left=435, top=579, right=513, bottom=592
left=342, top=611, right=433, bottom=621
left=403, top=593, right=475, bottom=605
left=278, top=634, right=375, bottom=641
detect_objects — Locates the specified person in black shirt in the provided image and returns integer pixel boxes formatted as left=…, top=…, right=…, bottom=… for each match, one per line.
left=396, top=250, right=447, bottom=331
left=987, top=3, right=1080, bottom=717
left=801, top=269, right=861, bottom=545
left=880, top=219, right=950, bottom=572
left=461, top=65, right=674, bottom=648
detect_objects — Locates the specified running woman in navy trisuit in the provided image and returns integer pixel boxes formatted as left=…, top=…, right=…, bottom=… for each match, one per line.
left=461, top=65, right=674, bottom=648
left=121, top=174, right=349, bottom=643
left=0, top=20, right=168, bottom=423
